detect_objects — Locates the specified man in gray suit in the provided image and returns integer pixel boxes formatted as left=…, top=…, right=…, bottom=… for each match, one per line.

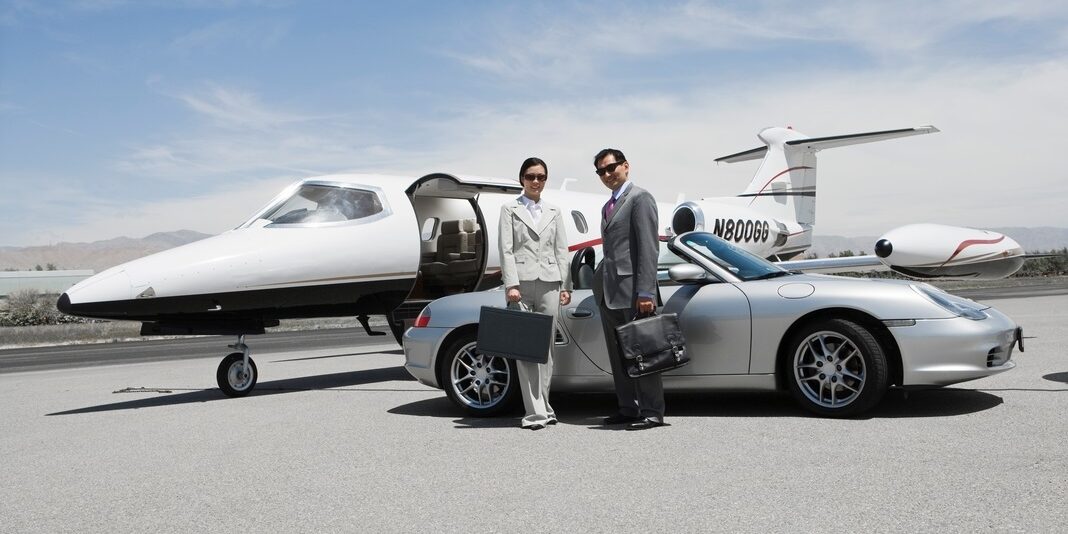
left=591, top=148, right=666, bottom=430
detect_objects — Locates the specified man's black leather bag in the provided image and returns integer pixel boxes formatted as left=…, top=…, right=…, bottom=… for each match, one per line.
left=614, top=312, right=689, bottom=378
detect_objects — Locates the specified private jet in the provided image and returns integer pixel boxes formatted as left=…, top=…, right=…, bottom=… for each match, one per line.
left=57, top=125, right=1027, bottom=396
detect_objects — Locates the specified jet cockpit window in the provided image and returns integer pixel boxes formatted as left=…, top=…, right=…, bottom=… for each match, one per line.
left=262, top=183, right=388, bottom=226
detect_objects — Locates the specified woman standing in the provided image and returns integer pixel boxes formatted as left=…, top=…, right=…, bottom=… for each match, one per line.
left=498, top=157, right=572, bottom=430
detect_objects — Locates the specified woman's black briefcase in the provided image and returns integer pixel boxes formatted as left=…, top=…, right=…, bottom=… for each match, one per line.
left=476, top=304, right=553, bottom=364
left=614, top=312, right=690, bottom=378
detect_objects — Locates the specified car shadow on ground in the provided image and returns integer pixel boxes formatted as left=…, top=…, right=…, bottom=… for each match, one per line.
left=387, top=387, right=1005, bottom=426
left=46, top=364, right=418, bottom=416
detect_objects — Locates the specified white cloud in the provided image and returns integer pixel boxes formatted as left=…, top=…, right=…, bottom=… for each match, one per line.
left=169, top=18, right=289, bottom=54
left=172, top=84, right=319, bottom=130
left=7, top=176, right=297, bottom=246
left=448, top=1, right=1068, bottom=84
left=94, top=57, right=1068, bottom=243
left=418, top=59, right=1068, bottom=237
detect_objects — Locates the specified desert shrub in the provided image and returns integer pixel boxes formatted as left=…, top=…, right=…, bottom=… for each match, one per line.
left=0, top=289, right=91, bottom=327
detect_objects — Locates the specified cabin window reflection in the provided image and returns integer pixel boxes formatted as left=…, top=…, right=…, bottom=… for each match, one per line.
left=420, top=218, right=440, bottom=241
left=571, top=210, right=588, bottom=234
left=265, top=184, right=384, bottom=224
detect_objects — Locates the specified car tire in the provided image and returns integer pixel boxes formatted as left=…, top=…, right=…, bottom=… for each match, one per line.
left=786, top=318, right=889, bottom=417
left=439, top=331, right=520, bottom=417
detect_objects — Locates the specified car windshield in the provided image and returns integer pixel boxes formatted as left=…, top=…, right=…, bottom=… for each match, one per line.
left=263, top=184, right=384, bottom=225
left=675, top=232, right=789, bottom=281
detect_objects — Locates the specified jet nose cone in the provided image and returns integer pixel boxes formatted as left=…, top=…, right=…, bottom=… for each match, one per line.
left=57, top=293, right=72, bottom=314
left=874, top=239, right=893, bottom=258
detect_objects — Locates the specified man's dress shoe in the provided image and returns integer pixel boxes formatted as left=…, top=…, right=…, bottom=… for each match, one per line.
left=603, top=413, right=643, bottom=425
left=626, top=418, right=667, bottom=431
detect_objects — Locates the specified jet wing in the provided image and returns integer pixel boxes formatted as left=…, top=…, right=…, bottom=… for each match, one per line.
left=776, top=255, right=887, bottom=274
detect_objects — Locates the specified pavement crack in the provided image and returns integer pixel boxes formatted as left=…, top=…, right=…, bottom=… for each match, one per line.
left=113, top=387, right=177, bottom=394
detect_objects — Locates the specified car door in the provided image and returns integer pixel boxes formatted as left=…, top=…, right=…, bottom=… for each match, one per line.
left=559, top=242, right=754, bottom=376
left=661, top=282, right=752, bottom=375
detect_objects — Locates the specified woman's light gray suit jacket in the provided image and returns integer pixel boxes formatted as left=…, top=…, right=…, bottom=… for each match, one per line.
left=498, top=199, right=572, bottom=291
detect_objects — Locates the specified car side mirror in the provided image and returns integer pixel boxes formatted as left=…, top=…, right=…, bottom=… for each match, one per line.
left=668, top=263, right=708, bottom=284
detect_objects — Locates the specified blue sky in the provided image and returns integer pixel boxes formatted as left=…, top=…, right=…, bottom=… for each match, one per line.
left=1, top=0, right=1066, bottom=246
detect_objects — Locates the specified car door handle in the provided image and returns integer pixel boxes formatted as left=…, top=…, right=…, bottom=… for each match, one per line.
left=567, top=308, right=593, bottom=318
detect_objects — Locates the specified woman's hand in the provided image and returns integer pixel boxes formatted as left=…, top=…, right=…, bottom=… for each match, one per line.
left=506, top=287, right=522, bottom=303
left=559, top=290, right=571, bottom=306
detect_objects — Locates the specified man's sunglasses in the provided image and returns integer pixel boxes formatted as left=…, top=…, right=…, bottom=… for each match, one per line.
left=595, top=160, right=626, bottom=176
left=522, top=173, right=548, bottom=182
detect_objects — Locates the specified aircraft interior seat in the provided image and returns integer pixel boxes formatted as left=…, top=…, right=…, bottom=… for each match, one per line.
left=446, top=218, right=481, bottom=277
left=436, top=220, right=469, bottom=259
left=421, top=219, right=476, bottom=284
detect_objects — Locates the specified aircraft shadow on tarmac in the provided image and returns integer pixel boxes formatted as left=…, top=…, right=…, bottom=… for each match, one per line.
left=1042, top=371, right=1068, bottom=384
left=387, top=387, right=1006, bottom=427
left=271, top=348, right=404, bottom=363
left=47, top=363, right=416, bottom=416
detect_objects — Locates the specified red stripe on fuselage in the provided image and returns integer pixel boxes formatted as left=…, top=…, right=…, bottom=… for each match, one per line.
left=568, top=238, right=603, bottom=251
left=940, top=236, right=1005, bottom=268
left=747, top=166, right=813, bottom=206
left=568, top=235, right=670, bottom=252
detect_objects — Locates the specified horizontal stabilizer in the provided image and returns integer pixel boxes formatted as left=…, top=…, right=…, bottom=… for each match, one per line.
left=785, top=126, right=939, bottom=151
left=715, top=145, right=767, bottom=163
left=716, top=126, right=939, bottom=163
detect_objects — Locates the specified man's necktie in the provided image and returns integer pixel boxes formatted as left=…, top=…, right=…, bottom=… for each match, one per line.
left=604, top=196, right=617, bottom=219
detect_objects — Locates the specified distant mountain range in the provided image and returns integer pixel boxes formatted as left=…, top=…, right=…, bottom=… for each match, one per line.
left=0, top=230, right=212, bottom=272
left=1, top=227, right=1065, bottom=272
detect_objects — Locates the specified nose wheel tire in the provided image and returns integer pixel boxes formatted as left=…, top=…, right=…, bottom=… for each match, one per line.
left=786, top=318, right=889, bottom=417
left=217, top=352, right=258, bottom=397
left=439, top=332, right=519, bottom=416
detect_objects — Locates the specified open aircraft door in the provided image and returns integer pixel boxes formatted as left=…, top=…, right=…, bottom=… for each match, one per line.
left=393, top=173, right=522, bottom=332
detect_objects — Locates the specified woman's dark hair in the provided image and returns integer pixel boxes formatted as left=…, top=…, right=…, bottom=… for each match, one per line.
left=519, top=157, right=548, bottom=182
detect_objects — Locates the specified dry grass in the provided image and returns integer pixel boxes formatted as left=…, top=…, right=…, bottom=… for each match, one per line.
left=0, top=316, right=385, bottom=349
left=2, top=277, right=1062, bottom=349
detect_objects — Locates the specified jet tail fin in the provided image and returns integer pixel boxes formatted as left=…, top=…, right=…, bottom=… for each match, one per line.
left=718, top=125, right=939, bottom=234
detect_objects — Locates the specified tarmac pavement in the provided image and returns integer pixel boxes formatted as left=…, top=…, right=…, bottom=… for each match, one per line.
left=1, top=295, right=1066, bottom=533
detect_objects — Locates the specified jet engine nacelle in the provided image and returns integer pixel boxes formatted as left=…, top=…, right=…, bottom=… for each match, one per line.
left=874, top=223, right=1024, bottom=280
left=671, top=200, right=794, bottom=259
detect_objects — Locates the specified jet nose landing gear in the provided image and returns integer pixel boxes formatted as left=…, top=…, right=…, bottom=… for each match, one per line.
left=217, top=334, right=258, bottom=397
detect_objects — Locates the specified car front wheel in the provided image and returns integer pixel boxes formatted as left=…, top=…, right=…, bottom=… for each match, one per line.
left=786, top=318, right=889, bottom=417
left=439, top=332, right=519, bottom=416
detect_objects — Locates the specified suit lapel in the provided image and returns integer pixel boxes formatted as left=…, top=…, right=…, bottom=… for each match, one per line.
left=511, top=201, right=537, bottom=232
left=535, top=205, right=556, bottom=235
left=602, top=185, right=634, bottom=229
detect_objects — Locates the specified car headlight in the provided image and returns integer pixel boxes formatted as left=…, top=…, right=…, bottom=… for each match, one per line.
left=910, top=283, right=989, bottom=320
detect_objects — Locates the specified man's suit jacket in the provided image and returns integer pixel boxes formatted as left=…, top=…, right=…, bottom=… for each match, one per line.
left=594, top=184, right=659, bottom=310
left=498, top=198, right=572, bottom=290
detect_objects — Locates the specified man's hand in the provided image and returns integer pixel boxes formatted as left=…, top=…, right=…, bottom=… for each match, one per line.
left=636, top=296, right=655, bottom=315
left=506, top=287, right=522, bottom=303
left=559, top=290, right=571, bottom=306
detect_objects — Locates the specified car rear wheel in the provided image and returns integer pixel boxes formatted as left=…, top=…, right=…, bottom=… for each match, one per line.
left=786, top=318, right=889, bottom=417
left=439, top=332, right=519, bottom=417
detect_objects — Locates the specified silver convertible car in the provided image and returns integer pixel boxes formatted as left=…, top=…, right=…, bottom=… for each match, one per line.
left=403, top=232, right=1022, bottom=417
